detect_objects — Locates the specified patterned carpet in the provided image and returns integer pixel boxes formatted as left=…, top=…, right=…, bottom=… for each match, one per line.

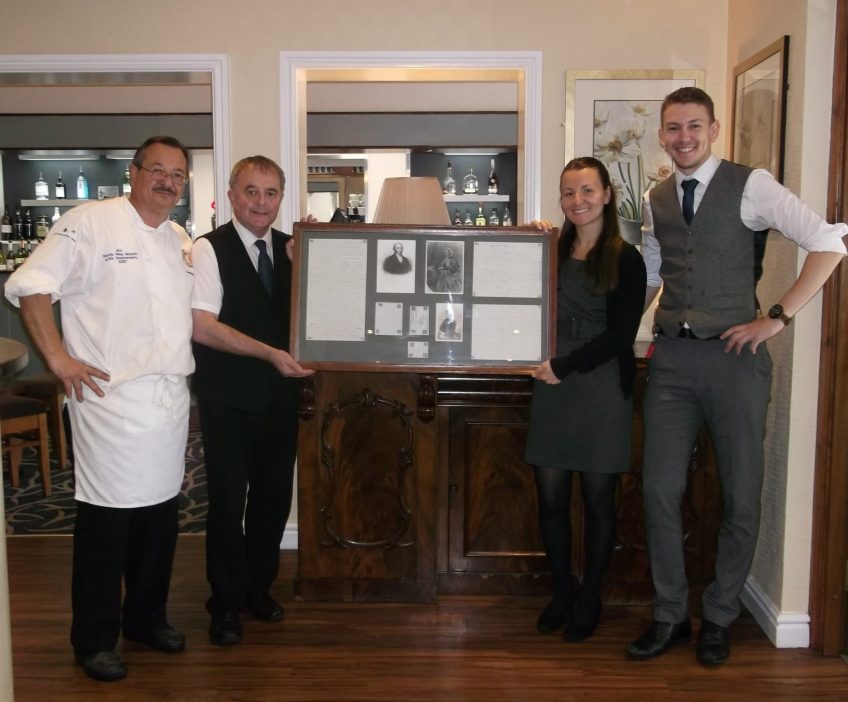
left=3, top=428, right=207, bottom=535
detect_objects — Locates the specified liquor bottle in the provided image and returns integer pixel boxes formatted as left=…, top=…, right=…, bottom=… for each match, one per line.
left=35, top=172, right=49, bottom=200
left=14, top=241, right=27, bottom=269
left=0, top=246, right=6, bottom=272
left=12, top=209, right=23, bottom=239
left=185, top=213, right=193, bottom=238
left=463, top=209, right=472, bottom=226
left=488, top=208, right=500, bottom=226
left=502, top=206, right=512, bottom=227
left=462, top=167, right=479, bottom=194
left=55, top=171, right=66, bottom=199
left=7, top=242, right=18, bottom=271
left=475, top=203, right=486, bottom=226
left=23, top=209, right=33, bottom=240
left=442, top=160, right=456, bottom=195
left=35, top=214, right=50, bottom=239
left=76, top=167, right=89, bottom=199
left=52, top=207, right=61, bottom=224
left=453, top=208, right=462, bottom=226
left=487, top=158, right=499, bottom=195
left=122, top=167, right=132, bottom=195
left=1, top=208, right=12, bottom=237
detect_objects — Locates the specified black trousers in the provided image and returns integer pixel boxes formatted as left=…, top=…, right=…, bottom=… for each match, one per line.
left=199, top=397, right=298, bottom=615
left=70, top=496, right=179, bottom=656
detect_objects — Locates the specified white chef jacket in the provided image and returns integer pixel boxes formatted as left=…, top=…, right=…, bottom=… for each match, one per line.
left=5, top=196, right=195, bottom=507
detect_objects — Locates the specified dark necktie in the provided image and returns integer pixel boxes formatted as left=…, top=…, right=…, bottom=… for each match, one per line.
left=255, top=239, right=273, bottom=296
left=681, top=178, right=698, bottom=225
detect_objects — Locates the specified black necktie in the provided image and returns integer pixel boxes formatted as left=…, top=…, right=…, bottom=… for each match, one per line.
left=681, top=179, right=698, bottom=225
left=255, top=239, right=273, bottom=296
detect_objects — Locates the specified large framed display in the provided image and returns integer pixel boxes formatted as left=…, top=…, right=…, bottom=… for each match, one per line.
left=291, top=223, right=558, bottom=373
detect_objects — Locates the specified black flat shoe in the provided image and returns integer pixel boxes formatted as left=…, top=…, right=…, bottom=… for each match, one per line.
left=123, top=624, right=185, bottom=653
left=536, top=597, right=572, bottom=634
left=247, top=591, right=284, bottom=623
left=697, top=620, right=730, bottom=666
left=626, top=619, right=692, bottom=660
left=209, top=609, right=242, bottom=646
left=76, top=651, right=127, bottom=682
left=564, top=598, right=601, bottom=642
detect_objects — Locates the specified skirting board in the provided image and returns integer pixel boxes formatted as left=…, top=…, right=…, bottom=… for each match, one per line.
left=741, top=577, right=810, bottom=648
left=280, top=524, right=298, bottom=551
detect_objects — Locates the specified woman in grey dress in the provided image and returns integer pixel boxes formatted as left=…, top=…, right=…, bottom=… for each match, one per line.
left=526, top=157, right=646, bottom=641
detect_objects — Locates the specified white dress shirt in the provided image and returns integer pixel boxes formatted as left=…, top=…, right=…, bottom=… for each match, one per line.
left=191, top=217, right=274, bottom=315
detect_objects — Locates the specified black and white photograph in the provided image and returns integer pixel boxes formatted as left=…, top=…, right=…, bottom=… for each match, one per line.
left=376, top=239, right=415, bottom=293
left=436, top=302, right=463, bottom=342
left=425, top=240, right=464, bottom=294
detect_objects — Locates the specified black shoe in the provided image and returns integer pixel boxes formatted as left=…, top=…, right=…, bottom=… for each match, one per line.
left=123, top=624, right=185, bottom=653
left=626, top=619, right=692, bottom=660
left=209, top=610, right=242, bottom=646
left=247, top=591, right=284, bottom=623
left=536, top=597, right=572, bottom=634
left=564, top=597, right=602, bottom=643
left=697, top=620, right=730, bottom=666
left=75, top=651, right=127, bottom=682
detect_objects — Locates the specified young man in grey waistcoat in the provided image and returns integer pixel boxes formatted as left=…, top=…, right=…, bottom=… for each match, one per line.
left=626, top=87, right=846, bottom=666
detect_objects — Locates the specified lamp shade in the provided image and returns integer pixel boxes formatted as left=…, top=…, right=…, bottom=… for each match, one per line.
left=373, top=177, right=451, bottom=225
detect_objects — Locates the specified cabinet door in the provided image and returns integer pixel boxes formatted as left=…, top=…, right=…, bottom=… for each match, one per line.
left=439, top=404, right=551, bottom=594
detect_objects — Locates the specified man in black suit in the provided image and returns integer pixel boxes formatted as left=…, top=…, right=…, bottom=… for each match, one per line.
left=190, top=155, right=313, bottom=646
left=383, top=242, right=412, bottom=274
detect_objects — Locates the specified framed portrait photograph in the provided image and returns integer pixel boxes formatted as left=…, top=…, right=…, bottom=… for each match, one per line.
left=290, top=223, right=558, bottom=373
left=564, top=69, right=704, bottom=244
left=731, top=36, right=789, bottom=182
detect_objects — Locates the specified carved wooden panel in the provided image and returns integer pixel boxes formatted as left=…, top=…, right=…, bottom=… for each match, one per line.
left=296, top=372, right=436, bottom=602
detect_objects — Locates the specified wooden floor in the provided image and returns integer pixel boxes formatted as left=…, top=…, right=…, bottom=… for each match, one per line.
left=6, top=535, right=848, bottom=701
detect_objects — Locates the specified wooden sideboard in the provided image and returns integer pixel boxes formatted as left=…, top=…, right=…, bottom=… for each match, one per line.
left=295, top=366, right=720, bottom=605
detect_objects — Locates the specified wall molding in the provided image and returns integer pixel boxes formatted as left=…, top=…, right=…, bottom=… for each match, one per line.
left=742, top=577, right=810, bottom=648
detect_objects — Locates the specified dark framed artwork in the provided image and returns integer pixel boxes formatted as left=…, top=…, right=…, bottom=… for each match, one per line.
left=731, top=36, right=790, bottom=182
left=290, top=223, right=558, bottom=373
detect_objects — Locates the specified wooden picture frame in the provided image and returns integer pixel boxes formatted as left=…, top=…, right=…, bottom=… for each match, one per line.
left=730, top=36, right=790, bottom=182
left=290, top=223, right=558, bottom=373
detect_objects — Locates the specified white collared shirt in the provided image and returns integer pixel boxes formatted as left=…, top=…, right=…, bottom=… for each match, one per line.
left=191, top=217, right=274, bottom=315
left=642, top=155, right=848, bottom=288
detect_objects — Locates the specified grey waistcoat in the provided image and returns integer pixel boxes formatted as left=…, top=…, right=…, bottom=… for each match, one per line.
left=650, top=160, right=760, bottom=339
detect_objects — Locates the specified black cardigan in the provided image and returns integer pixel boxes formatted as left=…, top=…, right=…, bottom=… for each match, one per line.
left=549, top=242, right=647, bottom=398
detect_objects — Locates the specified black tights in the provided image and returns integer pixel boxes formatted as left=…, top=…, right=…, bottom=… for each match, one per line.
left=534, top=467, right=619, bottom=621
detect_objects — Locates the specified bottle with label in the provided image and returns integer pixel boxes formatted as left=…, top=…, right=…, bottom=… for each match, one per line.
left=55, top=171, right=66, bottom=199
left=0, top=246, right=6, bottom=272
left=52, top=206, right=61, bottom=224
left=462, top=167, right=479, bottom=194
left=488, top=208, right=500, bottom=226
left=35, top=172, right=49, bottom=200
left=502, top=206, right=513, bottom=227
left=122, top=167, right=132, bottom=195
left=12, top=209, right=23, bottom=239
left=6, top=242, right=17, bottom=271
left=475, top=203, right=486, bottom=226
left=185, top=213, right=193, bottom=238
left=76, top=167, right=90, bottom=199
left=487, top=158, right=499, bottom=195
left=1, top=208, right=12, bottom=237
left=453, top=208, right=462, bottom=226
left=35, top=215, right=50, bottom=239
left=14, top=241, right=27, bottom=269
left=442, top=160, right=456, bottom=195
left=463, top=209, right=472, bottom=226
left=23, top=209, right=33, bottom=240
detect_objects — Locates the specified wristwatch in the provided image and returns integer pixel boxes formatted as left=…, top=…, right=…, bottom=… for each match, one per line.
left=768, top=303, right=792, bottom=326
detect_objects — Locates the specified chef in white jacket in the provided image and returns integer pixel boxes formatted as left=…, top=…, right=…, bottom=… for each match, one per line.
left=5, top=136, right=195, bottom=683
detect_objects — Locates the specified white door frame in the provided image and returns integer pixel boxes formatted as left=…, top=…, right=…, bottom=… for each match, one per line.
left=278, top=51, right=543, bottom=228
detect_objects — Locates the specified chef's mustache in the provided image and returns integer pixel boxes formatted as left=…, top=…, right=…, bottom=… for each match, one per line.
left=153, top=185, right=177, bottom=195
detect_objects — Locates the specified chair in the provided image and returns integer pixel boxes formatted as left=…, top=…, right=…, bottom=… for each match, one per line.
left=19, top=372, right=70, bottom=469
left=1, top=394, right=52, bottom=496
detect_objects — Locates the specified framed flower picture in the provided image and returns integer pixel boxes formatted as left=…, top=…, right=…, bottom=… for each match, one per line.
left=564, top=70, right=704, bottom=243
